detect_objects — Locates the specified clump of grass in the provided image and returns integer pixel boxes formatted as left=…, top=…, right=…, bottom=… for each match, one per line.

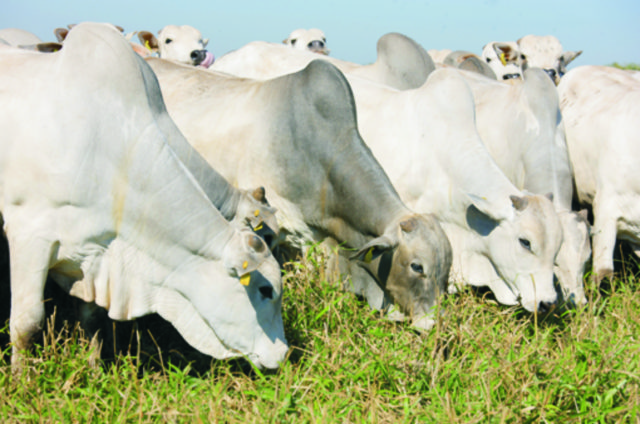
left=1, top=246, right=639, bottom=422
left=610, top=62, right=640, bottom=71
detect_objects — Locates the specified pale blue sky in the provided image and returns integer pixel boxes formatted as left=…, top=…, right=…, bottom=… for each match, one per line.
left=2, top=0, right=638, bottom=67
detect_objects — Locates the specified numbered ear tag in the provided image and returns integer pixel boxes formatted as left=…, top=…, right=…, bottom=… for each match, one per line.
left=499, top=52, right=507, bottom=66
left=364, top=247, right=374, bottom=263
left=144, top=40, right=152, bottom=51
left=254, top=209, right=260, bottom=217
left=240, top=274, right=251, bottom=286
left=242, top=260, right=249, bottom=270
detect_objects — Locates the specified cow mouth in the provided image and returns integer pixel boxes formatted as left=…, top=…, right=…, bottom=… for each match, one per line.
left=198, top=51, right=215, bottom=68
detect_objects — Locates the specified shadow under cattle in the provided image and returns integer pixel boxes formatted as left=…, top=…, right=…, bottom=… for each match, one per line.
left=0, top=235, right=264, bottom=378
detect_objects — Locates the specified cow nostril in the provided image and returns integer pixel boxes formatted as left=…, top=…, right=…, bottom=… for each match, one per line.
left=190, top=49, right=206, bottom=63
left=537, top=301, right=555, bottom=314
left=259, top=285, right=274, bottom=300
left=503, top=73, right=521, bottom=80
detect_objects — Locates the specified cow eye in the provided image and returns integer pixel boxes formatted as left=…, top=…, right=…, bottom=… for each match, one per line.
left=485, top=57, right=492, bottom=63
left=519, top=238, right=532, bottom=251
left=410, top=262, right=424, bottom=274
left=520, top=54, right=526, bottom=60
left=290, top=39, right=297, bottom=46
left=259, top=285, right=274, bottom=300
left=165, top=38, right=173, bottom=44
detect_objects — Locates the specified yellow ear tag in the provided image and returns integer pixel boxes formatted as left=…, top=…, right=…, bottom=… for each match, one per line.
left=253, top=222, right=264, bottom=231
left=254, top=209, right=260, bottom=217
left=240, top=274, right=251, bottom=286
left=144, top=40, right=152, bottom=51
left=242, top=260, right=249, bottom=270
left=499, top=52, right=507, bottom=66
left=364, top=247, right=374, bottom=263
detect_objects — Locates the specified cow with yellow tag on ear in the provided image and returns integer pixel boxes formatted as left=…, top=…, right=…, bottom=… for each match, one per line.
left=481, top=41, right=528, bottom=81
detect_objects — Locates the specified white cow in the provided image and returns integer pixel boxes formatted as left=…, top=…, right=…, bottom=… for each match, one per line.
left=427, top=49, right=452, bottom=64
left=481, top=41, right=527, bottom=81
left=211, top=44, right=564, bottom=313
left=138, top=24, right=214, bottom=68
left=283, top=28, right=329, bottom=55
left=0, top=23, right=287, bottom=369
left=459, top=68, right=591, bottom=305
left=442, top=50, right=497, bottom=80
left=558, top=65, right=640, bottom=283
left=147, top=57, right=453, bottom=331
left=518, top=35, right=582, bottom=85
left=0, top=28, right=42, bottom=47
left=214, top=33, right=435, bottom=91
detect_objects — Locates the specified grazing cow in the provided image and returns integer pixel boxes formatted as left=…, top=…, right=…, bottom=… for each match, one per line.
left=146, top=57, right=452, bottom=331
left=214, top=33, right=435, bottom=90
left=481, top=41, right=527, bottom=81
left=348, top=69, right=563, bottom=312
left=138, top=25, right=214, bottom=68
left=0, top=28, right=42, bottom=47
left=459, top=68, right=591, bottom=305
left=283, top=28, right=329, bottom=55
left=0, top=22, right=287, bottom=369
left=558, top=65, right=640, bottom=283
left=518, top=35, right=582, bottom=85
left=183, top=44, right=565, bottom=313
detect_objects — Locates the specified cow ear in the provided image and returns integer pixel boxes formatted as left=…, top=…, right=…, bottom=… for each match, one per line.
left=54, top=27, right=68, bottom=42
left=225, top=232, right=270, bottom=286
left=138, top=31, right=158, bottom=51
left=466, top=193, right=513, bottom=221
left=350, top=235, right=396, bottom=263
left=36, top=42, right=63, bottom=53
left=510, top=195, right=529, bottom=211
left=562, top=50, right=582, bottom=66
left=251, top=186, right=267, bottom=204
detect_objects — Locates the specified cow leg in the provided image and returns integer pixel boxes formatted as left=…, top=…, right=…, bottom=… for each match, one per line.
left=8, top=233, right=54, bottom=367
left=590, top=207, right=617, bottom=285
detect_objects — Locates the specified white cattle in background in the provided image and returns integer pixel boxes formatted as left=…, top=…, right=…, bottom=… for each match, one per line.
left=147, top=57, right=453, bottom=332
left=138, top=24, right=214, bottom=68
left=481, top=41, right=527, bottom=81
left=0, top=23, right=287, bottom=369
left=0, top=28, right=42, bottom=47
left=442, top=50, right=497, bottom=80
left=518, top=35, right=582, bottom=85
left=558, top=65, right=640, bottom=283
left=283, top=28, right=329, bottom=55
left=427, top=49, right=452, bottom=64
left=460, top=68, right=591, bottom=305
left=212, top=44, right=564, bottom=313
left=214, top=33, right=435, bottom=90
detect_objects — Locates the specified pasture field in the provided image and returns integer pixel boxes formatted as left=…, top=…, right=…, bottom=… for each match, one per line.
left=1, top=246, right=639, bottom=423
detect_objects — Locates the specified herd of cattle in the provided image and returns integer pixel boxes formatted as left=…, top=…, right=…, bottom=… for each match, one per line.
left=0, top=22, right=637, bottom=370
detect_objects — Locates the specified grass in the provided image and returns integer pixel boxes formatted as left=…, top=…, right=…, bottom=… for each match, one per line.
left=609, top=63, right=640, bottom=71
left=1, top=246, right=640, bottom=423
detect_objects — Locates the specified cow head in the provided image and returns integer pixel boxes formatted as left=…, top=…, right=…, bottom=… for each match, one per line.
left=465, top=193, right=562, bottom=313
left=351, top=214, right=452, bottom=331
left=554, top=209, right=590, bottom=307
left=138, top=25, right=214, bottom=68
left=517, top=35, right=582, bottom=85
left=156, top=228, right=287, bottom=370
left=283, top=28, right=330, bottom=55
left=481, top=41, right=528, bottom=81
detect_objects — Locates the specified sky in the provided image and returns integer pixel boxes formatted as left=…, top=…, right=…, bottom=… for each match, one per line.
left=2, top=0, right=638, bottom=68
